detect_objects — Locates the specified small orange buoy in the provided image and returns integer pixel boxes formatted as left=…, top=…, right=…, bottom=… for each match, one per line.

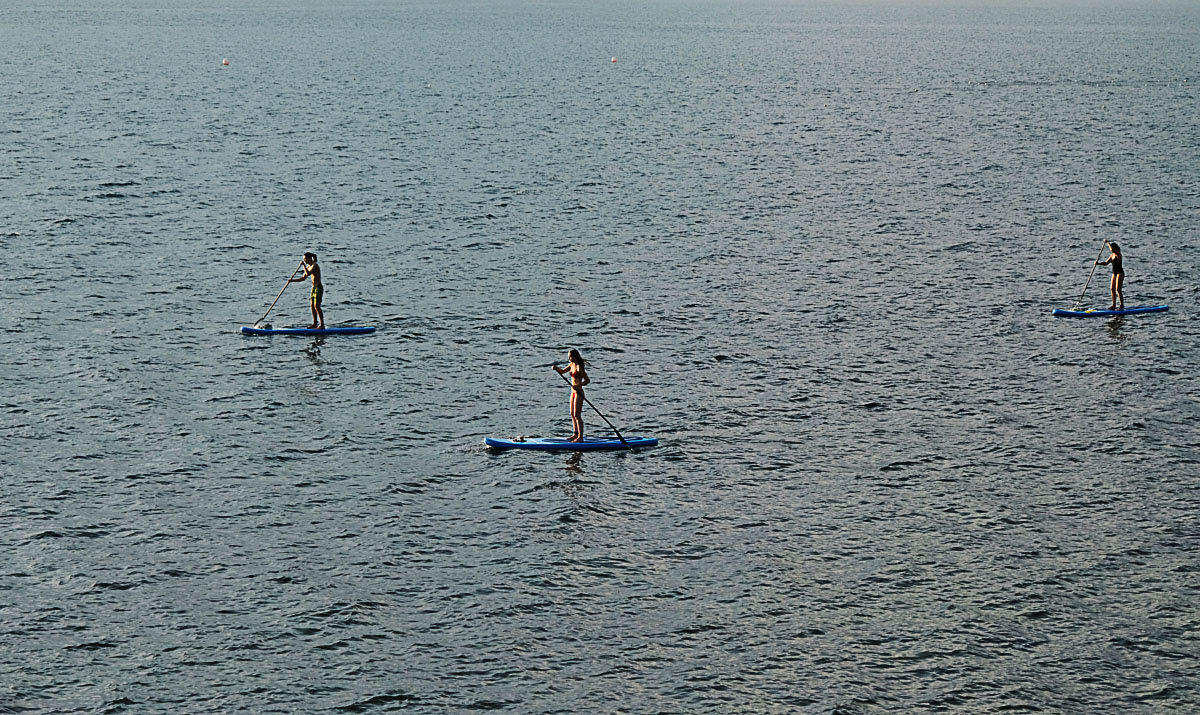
left=222, top=58, right=230, bottom=66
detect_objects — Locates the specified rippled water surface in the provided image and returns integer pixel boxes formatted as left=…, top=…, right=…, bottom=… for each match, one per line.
left=3, top=1, right=1199, bottom=712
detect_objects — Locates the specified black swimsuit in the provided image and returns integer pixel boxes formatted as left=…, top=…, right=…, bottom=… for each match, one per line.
left=1110, top=254, right=1123, bottom=276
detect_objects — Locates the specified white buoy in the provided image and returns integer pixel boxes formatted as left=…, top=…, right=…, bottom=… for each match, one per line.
left=222, top=58, right=230, bottom=66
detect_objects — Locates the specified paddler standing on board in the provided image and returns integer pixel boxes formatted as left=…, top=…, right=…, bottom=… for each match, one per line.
left=289, top=252, right=324, bottom=329
left=1095, top=242, right=1124, bottom=311
left=553, top=349, right=590, bottom=442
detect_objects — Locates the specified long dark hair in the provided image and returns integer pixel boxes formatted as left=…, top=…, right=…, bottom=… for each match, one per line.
left=1108, top=242, right=1121, bottom=255
left=568, top=349, right=587, bottom=367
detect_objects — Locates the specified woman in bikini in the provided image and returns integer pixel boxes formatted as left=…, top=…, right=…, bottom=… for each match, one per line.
left=553, top=349, right=590, bottom=442
left=1096, top=241, right=1124, bottom=310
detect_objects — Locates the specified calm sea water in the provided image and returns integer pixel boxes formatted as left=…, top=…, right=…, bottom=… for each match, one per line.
left=3, top=0, right=1199, bottom=712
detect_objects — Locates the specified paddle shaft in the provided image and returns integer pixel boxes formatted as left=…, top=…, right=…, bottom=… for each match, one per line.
left=254, top=260, right=305, bottom=326
left=556, top=369, right=629, bottom=448
left=1073, top=239, right=1110, bottom=310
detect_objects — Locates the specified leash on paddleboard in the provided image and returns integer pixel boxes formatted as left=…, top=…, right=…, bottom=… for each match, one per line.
left=1072, top=239, right=1109, bottom=311
left=555, top=369, right=630, bottom=448
left=254, top=260, right=305, bottom=327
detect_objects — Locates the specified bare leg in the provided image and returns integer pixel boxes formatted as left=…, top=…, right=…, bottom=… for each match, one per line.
left=570, top=389, right=585, bottom=441
left=1108, top=275, right=1117, bottom=310
left=1115, top=274, right=1124, bottom=310
left=569, top=391, right=579, bottom=440
left=310, top=298, right=324, bottom=329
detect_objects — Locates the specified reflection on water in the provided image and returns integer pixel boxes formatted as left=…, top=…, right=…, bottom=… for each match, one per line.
left=1106, top=316, right=1127, bottom=341
left=303, top=337, right=326, bottom=361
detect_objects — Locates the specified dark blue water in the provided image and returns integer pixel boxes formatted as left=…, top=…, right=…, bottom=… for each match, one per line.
left=3, top=1, right=1199, bottom=712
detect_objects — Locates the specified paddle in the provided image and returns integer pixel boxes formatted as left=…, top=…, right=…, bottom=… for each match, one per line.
left=1072, top=239, right=1110, bottom=310
left=253, top=259, right=305, bottom=327
left=555, top=368, right=630, bottom=448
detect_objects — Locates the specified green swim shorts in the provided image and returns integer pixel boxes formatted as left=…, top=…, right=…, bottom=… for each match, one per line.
left=311, top=284, right=324, bottom=304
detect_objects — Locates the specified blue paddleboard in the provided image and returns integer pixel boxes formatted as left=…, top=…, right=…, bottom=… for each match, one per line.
left=1052, top=305, right=1169, bottom=318
left=485, top=435, right=658, bottom=451
left=240, top=325, right=376, bottom=336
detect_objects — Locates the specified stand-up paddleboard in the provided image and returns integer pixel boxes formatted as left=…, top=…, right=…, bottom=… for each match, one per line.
left=241, top=325, right=376, bottom=336
left=485, top=435, right=658, bottom=451
left=1052, top=305, right=1169, bottom=318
